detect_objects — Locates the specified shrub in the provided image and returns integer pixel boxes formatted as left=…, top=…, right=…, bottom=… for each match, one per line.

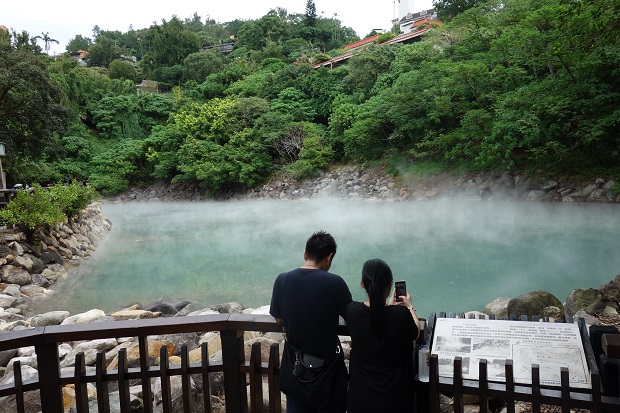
left=286, top=134, right=334, bottom=180
left=0, top=183, right=99, bottom=241
left=50, top=182, right=99, bottom=219
left=0, top=185, right=65, bottom=240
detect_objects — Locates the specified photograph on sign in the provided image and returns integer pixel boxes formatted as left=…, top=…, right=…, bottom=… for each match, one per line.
left=431, top=318, right=591, bottom=388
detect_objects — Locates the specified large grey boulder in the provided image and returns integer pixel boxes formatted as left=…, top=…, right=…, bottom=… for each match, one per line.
left=24, top=253, right=45, bottom=273
left=506, top=290, right=564, bottom=321
left=598, top=275, right=620, bottom=304
left=187, top=308, right=220, bottom=317
left=0, top=311, right=24, bottom=322
left=1, top=265, right=32, bottom=286
left=0, top=349, right=18, bottom=367
left=8, top=241, right=24, bottom=256
left=144, top=299, right=184, bottom=316
left=482, top=297, right=511, bottom=319
left=3, top=355, right=37, bottom=376
left=0, top=245, right=11, bottom=259
left=0, top=293, right=17, bottom=308
left=564, top=288, right=619, bottom=317
left=0, top=320, right=30, bottom=333
left=210, top=302, right=245, bottom=314
left=2, top=284, right=21, bottom=297
left=0, top=391, right=41, bottom=412
left=60, top=348, right=98, bottom=369
left=12, top=255, right=33, bottom=271
left=153, top=375, right=202, bottom=413
left=60, top=309, right=106, bottom=325
left=89, top=389, right=143, bottom=413
left=40, top=249, right=64, bottom=265
left=41, top=263, right=65, bottom=282
left=20, top=284, right=51, bottom=298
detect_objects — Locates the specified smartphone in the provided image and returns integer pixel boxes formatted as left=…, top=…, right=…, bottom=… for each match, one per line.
left=395, top=280, right=406, bottom=302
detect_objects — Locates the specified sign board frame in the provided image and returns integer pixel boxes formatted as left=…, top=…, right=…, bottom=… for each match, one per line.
left=430, top=318, right=591, bottom=389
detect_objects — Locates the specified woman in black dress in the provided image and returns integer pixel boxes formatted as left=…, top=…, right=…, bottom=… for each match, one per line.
left=345, top=258, right=421, bottom=413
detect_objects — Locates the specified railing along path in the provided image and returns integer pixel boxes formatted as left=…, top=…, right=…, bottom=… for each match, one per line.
left=0, top=312, right=619, bottom=412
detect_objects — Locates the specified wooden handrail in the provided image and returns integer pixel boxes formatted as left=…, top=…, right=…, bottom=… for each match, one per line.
left=0, top=313, right=619, bottom=412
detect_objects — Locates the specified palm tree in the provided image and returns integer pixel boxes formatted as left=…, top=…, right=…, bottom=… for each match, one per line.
left=34, top=32, right=59, bottom=54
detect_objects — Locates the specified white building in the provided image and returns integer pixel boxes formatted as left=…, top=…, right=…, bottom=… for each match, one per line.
left=394, top=0, right=438, bottom=34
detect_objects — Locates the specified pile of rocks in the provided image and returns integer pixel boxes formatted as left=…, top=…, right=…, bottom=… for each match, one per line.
left=247, top=169, right=618, bottom=203
left=0, top=203, right=112, bottom=322
left=109, top=166, right=619, bottom=203
left=479, top=275, right=620, bottom=323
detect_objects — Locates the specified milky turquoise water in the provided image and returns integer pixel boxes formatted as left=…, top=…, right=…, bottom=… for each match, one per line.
left=32, top=199, right=620, bottom=318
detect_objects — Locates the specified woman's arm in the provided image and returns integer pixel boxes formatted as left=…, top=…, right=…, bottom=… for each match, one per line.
left=389, top=288, right=421, bottom=340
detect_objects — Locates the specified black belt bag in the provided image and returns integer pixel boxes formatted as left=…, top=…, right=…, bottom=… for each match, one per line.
left=280, top=339, right=343, bottom=408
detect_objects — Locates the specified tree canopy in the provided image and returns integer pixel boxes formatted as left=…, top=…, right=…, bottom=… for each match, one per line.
left=2, top=0, right=619, bottom=195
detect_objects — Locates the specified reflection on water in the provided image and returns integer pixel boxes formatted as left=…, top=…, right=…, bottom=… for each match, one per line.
left=31, top=199, right=620, bottom=317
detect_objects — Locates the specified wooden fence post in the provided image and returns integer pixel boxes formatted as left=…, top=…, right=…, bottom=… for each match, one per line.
left=429, top=354, right=440, bottom=413
left=34, top=341, right=63, bottom=413
left=221, top=329, right=248, bottom=413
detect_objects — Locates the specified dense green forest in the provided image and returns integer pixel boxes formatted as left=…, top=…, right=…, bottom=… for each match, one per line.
left=1, top=0, right=619, bottom=196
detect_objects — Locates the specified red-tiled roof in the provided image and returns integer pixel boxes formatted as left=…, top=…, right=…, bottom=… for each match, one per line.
left=313, top=21, right=441, bottom=68
left=344, top=34, right=380, bottom=50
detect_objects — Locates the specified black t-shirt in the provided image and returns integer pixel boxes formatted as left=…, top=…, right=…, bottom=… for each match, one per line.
left=270, top=268, right=352, bottom=359
left=345, top=301, right=418, bottom=413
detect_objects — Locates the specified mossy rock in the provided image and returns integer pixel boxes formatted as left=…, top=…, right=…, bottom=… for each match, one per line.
left=506, top=290, right=564, bottom=322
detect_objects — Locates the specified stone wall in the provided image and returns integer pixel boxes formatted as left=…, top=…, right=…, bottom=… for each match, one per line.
left=0, top=203, right=111, bottom=321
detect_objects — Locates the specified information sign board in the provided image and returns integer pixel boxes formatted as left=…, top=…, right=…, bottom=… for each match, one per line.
left=431, top=318, right=591, bottom=388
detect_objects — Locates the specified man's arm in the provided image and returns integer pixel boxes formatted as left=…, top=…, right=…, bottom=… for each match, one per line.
left=337, top=279, right=353, bottom=319
left=269, top=273, right=284, bottom=322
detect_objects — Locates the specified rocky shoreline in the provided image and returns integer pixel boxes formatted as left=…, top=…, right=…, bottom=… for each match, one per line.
left=0, top=167, right=618, bottom=411
left=109, top=166, right=619, bottom=203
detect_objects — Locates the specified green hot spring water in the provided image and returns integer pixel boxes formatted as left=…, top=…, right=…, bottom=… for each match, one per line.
left=31, top=199, right=620, bottom=318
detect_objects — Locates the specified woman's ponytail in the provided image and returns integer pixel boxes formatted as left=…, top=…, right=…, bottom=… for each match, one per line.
left=361, top=259, right=393, bottom=351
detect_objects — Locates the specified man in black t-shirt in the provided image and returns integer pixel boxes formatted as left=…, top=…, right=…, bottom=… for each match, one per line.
left=270, top=230, right=352, bottom=413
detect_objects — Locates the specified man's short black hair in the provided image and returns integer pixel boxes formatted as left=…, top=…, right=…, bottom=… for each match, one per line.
left=305, top=230, right=337, bottom=262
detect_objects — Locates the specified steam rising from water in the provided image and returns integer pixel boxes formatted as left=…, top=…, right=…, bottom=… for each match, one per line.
left=33, top=199, right=620, bottom=317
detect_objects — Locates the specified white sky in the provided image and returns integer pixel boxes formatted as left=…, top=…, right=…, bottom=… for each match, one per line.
left=2, top=0, right=433, bottom=55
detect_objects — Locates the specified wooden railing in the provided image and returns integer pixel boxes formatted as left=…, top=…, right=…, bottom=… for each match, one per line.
left=0, top=313, right=286, bottom=413
left=0, top=313, right=619, bottom=412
